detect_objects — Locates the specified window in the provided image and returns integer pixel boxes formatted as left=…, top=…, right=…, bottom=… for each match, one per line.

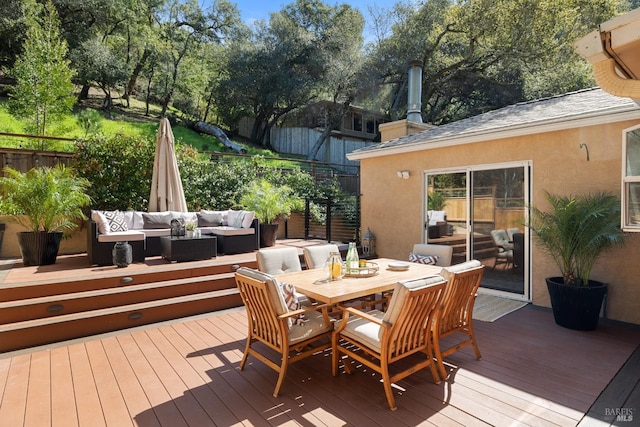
left=366, top=118, right=375, bottom=134
left=353, top=113, right=362, bottom=132
left=623, top=124, right=640, bottom=230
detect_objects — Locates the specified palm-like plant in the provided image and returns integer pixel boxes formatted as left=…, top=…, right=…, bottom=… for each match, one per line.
left=240, top=179, right=301, bottom=224
left=528, top=191, right=624, bottom=286
left=0, top=165, right=91, bottom=234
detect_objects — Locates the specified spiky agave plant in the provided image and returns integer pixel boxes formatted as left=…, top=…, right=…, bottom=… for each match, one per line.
left=528, top=191, right=624, bottom=286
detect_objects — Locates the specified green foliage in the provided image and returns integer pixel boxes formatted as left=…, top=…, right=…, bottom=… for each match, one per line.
left=528, top=191, right=625, bottom=286
left=8, top=0, right=76, bottom=139
left=75, top=109, right=103, bottom=137
left=240, top=179, right=302, bottom=224
left=428, top=191, right=447, bottom=210
left=0, top=165, right=91, bottom=234
left=363, top=0, right=627, bottom=124
left=177, top=145, right=254, bottom=210
left=72, top=133, right=155, bottom=210
left=216, top=0, right=365, bottom=146
left=70, top=127, right=346, bottom=215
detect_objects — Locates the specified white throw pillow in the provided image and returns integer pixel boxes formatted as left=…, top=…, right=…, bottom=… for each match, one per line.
left=103, top=210, right=128, bottom=232
left=227, top=210, right=246, bottom=228
left=91, top=210, right=110, bottom=234
left=241, top=210, right=255, bottom=228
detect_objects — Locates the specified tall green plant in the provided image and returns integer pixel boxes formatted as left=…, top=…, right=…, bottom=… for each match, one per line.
left=0, top=165, right=91, bottom=233
left=240, top=179, right=302, bottom=224
left=8, top=0, right=76, bottom=140
left=528, top=191, right=624, bottom=286
left=428, top=191, right=447, bottom=210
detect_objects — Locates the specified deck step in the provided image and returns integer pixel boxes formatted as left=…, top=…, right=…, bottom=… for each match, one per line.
left=0, top=288, right=241, bottom=353
left=0, top=260, right=254, bottom=302
left=0, top=273, right=236, bottom=324
left=0, top=258, right=255, bottom=353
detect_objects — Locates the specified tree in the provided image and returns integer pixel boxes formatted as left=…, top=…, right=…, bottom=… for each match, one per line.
left=8, top=0, right=76, bottom=140
left=155, top=0, right=241, bottom=117
left=217, top=0, right=365, bottom=148
left=72, top=37, right=129, bottom=111
left=305, top=3, right=364, bottom=160
left=0, top=0, right=26, bottom=71
left=363, top=0, right=628, bottom=126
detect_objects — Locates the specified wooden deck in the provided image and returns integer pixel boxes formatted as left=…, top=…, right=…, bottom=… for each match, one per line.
left=1, top=243, right=639, bottom=426
left=1, top=303, right=639, bottom=426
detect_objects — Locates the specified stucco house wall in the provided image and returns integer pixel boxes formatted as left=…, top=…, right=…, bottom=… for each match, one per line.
left=352, top=89, right=640, bottom=325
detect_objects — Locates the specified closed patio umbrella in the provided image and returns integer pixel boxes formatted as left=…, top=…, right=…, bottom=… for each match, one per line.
left=149, top=118, right=188, bottom=212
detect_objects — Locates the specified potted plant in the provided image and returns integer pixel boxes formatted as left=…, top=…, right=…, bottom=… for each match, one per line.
left=0, top=165, right=91, bottom=266
left=240, top=179, right=301, bottom=247
left=185, top=220, right=197, bottom=238
left=528, top=191, right=624, bottom=330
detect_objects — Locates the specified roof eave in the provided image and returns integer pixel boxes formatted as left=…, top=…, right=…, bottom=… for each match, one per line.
left=347, top=107, right=640, bottom=160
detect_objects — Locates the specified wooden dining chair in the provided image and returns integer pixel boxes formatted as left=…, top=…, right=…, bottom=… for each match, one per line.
left=432, top=260, right=485, bottom=380
left=332, top=275, right=447, bottom=410
left=234, top=267, right=333, bottom=397
left=302, top=244, right=340, bottom=269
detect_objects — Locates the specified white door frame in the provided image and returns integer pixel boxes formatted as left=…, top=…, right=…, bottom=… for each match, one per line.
left=423, top=161, right=531, bottom=302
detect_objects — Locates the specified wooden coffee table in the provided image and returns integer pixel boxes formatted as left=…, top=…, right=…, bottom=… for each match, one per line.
left=160, top=235, right=217, bottom=262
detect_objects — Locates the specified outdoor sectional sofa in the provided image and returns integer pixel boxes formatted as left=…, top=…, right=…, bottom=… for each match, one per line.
left=87, top=209, right=259, bottom=266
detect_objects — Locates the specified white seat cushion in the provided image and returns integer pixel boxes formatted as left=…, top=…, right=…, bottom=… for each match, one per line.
left=139, top=228, right=171, bottom=238
left=97, top=230, right=145, bottom=243
left=289, top=310, right=333, bottom=344
left=208, top=226, right=255, bottom=236
left=339, top=310, right=385, bottom=352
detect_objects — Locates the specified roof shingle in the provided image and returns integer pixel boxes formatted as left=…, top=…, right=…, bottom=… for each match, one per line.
left=352, top=87, right=639, bottom=156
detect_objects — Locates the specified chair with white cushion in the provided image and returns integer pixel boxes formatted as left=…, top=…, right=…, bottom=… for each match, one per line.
left=332, top=275, right=447, bottom=410
left=490, top=230, right=513, bottom=270
left=432, top=260, right=485, bottom=379
left=412, top=243, right=453, bottom=267
left=303, top=244, right=340, bottom=269
left=235, top=267, right=332, bottom=397
left=256, top=247, right=302, bottom=274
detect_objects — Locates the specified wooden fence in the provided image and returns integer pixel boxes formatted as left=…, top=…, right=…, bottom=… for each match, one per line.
left=270, top=127, right=370, bottom=173
left=0, top=133, right=75, bottom=174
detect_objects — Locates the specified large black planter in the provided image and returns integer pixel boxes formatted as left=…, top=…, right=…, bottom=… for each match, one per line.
left=260, top=223, right=278, bottom=247
left=17, top=231, right=63, bottom=266
left=546, top=277, right=607, bottom=331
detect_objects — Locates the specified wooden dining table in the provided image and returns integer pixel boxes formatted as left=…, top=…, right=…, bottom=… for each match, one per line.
left=275, top=257, right=442, bottom=305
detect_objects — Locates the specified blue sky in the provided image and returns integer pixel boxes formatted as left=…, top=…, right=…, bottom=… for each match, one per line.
left=231, top=1, right=392, bottom=25
left=203, top=1, right=399, bottom=40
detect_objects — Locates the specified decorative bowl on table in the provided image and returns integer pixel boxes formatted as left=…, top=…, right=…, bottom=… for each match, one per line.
left=387, top=261, right=411, bottom=272
left=344, top=261, right=379, bottom=277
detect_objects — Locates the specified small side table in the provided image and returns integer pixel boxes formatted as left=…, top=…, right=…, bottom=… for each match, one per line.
left=160, top=235, right=217, bottom=262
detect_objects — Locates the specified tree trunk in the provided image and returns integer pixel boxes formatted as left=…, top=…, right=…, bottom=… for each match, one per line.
left=145, top=66, right=154, bottom=117
left=307, top=127, right=331, bottom=161
left=193, top=121, right=246, bottom=153
left=78, top=84, right=90, bottom=100
left=124, top=48, right=151, bottom=108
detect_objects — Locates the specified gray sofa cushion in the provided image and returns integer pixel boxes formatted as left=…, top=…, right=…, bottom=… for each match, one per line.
left=142, top=212, right=173, bottom=229
left=197, top=210, right=224, bottom=227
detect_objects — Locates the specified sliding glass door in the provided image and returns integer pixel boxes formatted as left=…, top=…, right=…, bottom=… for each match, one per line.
left=425, top=162, right=529, bottom=299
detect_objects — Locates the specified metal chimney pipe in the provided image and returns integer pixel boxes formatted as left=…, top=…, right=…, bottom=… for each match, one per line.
left=407, top=60, right=423, bottom=123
